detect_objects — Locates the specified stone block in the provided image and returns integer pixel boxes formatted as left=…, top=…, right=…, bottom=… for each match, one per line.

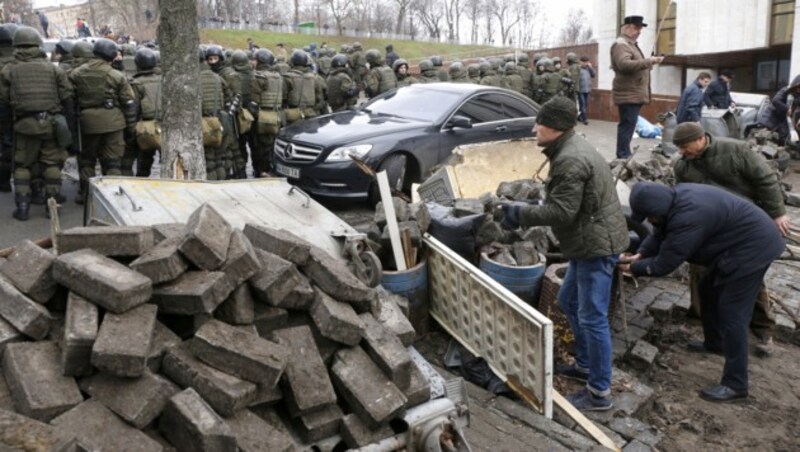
left=271, top=326, right=336, bottom=416
left=374, top=292, right=415, bottom=346
left=161, top=342, right=257, bottom=417
left=130, top=236, right=189, bottom=284
left=512, top=241, right=541, bottom=266
left=0, top=274, right=52, bottom=340
left=623, top=439, right=653, bottom=452
left=3, top=342, right=83, bottom=422
left=253, top=304, right=288, bottom=337
left=220, top=229, right=261, bottom=287
left=404, top=359, right=432, bottom=407
left=243, top=224, right=311, bottom=265
left=62, top=293, right=99, bottom=377
left=285, top=312, right=340, bottom=365
left=673, top=294, right=692, bottom=316
left=359, top=313, right=412, bottom=390
left=628, top=287, right=661, bottom=313
left=453, top=198, right=484, bottom=217
left=626, top=340, right=659, bottom=371
left=649, top=293, right=679, bottom=322
left=374, top=197, right=410, bottom=228
left=159, top=388, right=236, bottom=452
left=148, top=321, right=182, bottom=373
left=57, top=226, right=154, bottom=257
left=608, top=416, right=663, bottom=447
left=408, top=201, right=431, bottom=233
left=331, top=346, right=406, bottom=428
left=53, top=249, right=152, bottom=314
left=249, top=382, right=283, bottom=408
left=0, top=409, right=63, bottom=451
left=152, top=223, right=187, bottom=244
left=151, top=271, right=234, bottom=315
left=79, top=371, right=180, bottom=429
left=0, top=239, right=57, bottom=303
left=215, top=284, right=255, bottom=325
left=475, top=220, right=508, bottom=247
left=249, top=250, right=315, bottom=310
left=295, top=403, right=343, bottom=444
left=309, top=288, right=364, bottom=346
left=227, top=409, right=295, bottom=452
left=302, top=246, right=376, bottom=311
left=340, top=413, right=394, bottom=449
left=192, top=319, right=289, bottom=387
left=179, top=203, right=232, bottom=270
left=92, top=304, right=157, bottom=377
left=0, top=317, right=23, bottom=356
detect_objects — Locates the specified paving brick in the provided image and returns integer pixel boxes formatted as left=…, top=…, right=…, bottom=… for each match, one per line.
left=51, top=400, right=162, bottom=451
left=408, top=201, right=431, bottom=234
left=151, top=271, right=234, bottom=315
left=453, top=198, right=484, bottom=217
left=374, top=197, right=410, bottom=228
left=3, top=342, right=82, bottom=421
left=622, top=439, right=653, bottom=452
left=130, top=236, right=189, bottom=284
left=227, top=409, right=295, bottom=452
left=253, top=304, right=288, bottom=337
left=295, top=403, right=343, bottom=444
left=62, top=293, right=99, bottom=377
left=0, top=317, right=22, bottom=357
left=628, top=286, right=662, bottom=313
left=148, top=321, right=182, bottom=373
left=0, top=239, right=57, bottom=303
left=193, top=319, right=289, bottom=387
left=0, top=409, right=64, bottom=451
left=626, top=340, right=659, bottom=371
left=79, top=371, right=180, bottom=429
left=92, top=304, right=157, bottom=377
left=271, top=326, right=336, bottom=417
left=243, top=224, right=312, bottom=265
left=215, top=284, right=255, bottom=325
left=285, top=312, right=340, bottom=365
left=331, top=346, right=407, bottom=429
left=374, top=292, right=415, bottom=347
left=0, top=274, right=52, bottom=340
left=220, top=229, right=261, bottom=287
left=512, top=241, right=541, bottom=266
left=249, top=382, right=283, bottom=408
left=585, top=368, right=655, bottom=424
left=179, top=203, right=232, bottom=270
left=159, top=388, right=236, bottom=452
left=404, top=359, right=432, bottom=407
left=249, top=250, right=315, bottom=310
left=608, top=416, right=663, bottom=447
left=152, top=223, right=186, bottom=244
left=302, top=246, right=376, bottom=312
left=340, top=413, right=394, bottom=448
left=161, top=342, right=257, bottom=417
left=359, top=313, right=412, bottom=390
left=309, top=288, right=364, bottom=346
left=53, top=249, right=152, bottom=314
left=57, top=226, right=154, bottom=257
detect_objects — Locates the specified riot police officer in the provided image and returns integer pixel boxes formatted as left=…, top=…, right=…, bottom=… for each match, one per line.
left=364, top=49, right=396, bottom=98
left=282, top=50, right=321, bottom=125
left=417, top=59, right=439, bottom=83
left=199, top=47, right=234, bottom=181
left=502, top=62, right=524, bottom=93
left=128, top=47, right=162, bottom=178
left=250, top=49, right=286, bottom=177
left=0, top=23, right=17, bottom=193
left=327, top=54, right=358, bottom=112
left=478, top=61, right=502, bottom=87
left=393, top=59, right=416, bottom=87
left=231, top=50, right=256, bottom=179
left=448, top=62, right=469, bottom=83
left=431, top=56, right=449, bottom=82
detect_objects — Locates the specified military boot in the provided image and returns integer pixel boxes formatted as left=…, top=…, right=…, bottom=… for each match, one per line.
left=0, top=165, right=11, bottom=192
left=31, top=180, right=46, bottom=205
left=12, top=193, right=30, bottom=221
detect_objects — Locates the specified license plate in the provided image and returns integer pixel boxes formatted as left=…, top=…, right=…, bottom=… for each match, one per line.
left=274, top=163, right=300, bottom=179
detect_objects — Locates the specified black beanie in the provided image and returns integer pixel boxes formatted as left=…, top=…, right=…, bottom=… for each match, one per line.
left=536, top=96, right=577, bottom=131
left=672, top=122, right=705, bottom=146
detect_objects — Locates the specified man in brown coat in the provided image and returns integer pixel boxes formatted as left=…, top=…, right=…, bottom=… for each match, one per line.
left=610, top=15, right=663, bottom=159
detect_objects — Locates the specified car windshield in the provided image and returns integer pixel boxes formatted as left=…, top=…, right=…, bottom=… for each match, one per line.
left=362, top=87, right=462, bottom=122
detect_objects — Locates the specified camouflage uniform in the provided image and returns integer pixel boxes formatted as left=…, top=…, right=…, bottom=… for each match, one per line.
left=448, top=62, right=470, bottom=83
left=501, top=62, right=524, bottom=93
left=417, top=60, right=440, bottom=84
left=0, top=24, right=17, bottom=193
left=282, top=51, right=321, bottom=125
left=250, top=50, right=286, bottom=176
left=364, top=50, right=397, bottom=98
left=199, top=64, right=233, bottom=181
left=128, top=49, right=161, bottom=178
left=393, top=59, right=417, bottom=87
left=478, top=62, right=502, bottom=87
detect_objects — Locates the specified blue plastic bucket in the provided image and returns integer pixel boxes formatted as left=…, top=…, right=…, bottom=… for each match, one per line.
left=381, top=260, right=429, bottom=334
left=480, top=253, right=546, bottom=306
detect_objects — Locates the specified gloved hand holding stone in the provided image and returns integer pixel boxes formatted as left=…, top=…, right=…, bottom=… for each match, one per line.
left=500, top=204, right=522, bottom=230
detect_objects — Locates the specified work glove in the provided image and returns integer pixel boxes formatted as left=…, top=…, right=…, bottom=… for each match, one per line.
left=500, top=203, right=523, bottom=230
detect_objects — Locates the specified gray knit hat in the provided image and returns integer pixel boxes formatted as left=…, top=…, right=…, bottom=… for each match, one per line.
left=672, top=122, right=705, bottom=146
left=536, top=96, right=577, bottom=131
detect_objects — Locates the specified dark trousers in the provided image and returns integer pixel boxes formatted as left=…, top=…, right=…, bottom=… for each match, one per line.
left=698, top=266, right=770, bottom=392
left=616, top=103, right=641, bottom=159
left=578, top=93, right=590, bottom=123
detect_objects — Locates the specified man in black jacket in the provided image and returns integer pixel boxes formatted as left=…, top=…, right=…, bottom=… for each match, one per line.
left=620, top=182, right=785, bottom=402
left=704, top=69, right=734, bottom=109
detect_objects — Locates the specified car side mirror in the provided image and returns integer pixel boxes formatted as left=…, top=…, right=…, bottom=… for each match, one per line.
left=449, top=115, right=472, bottom=129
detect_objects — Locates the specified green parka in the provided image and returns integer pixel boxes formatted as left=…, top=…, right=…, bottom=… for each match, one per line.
left=519, top=130, right=629, bottom=259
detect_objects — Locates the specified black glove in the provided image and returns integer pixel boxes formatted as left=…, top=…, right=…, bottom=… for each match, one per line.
left=500, top=204, right=522, bottom=230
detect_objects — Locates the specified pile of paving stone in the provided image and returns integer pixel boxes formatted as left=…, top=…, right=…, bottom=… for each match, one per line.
left=610, top=154, right=676, bottom=186
left=0, top=203, right=429, bottom=451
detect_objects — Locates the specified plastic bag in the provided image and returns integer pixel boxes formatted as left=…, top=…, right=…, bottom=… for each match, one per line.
left=426, top=202, right=486, bottom=261
left=636, top=115, right=663, bottom=139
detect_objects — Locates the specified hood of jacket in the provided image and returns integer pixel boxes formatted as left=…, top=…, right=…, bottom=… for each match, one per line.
left=630, top=182, right=675, bottom=223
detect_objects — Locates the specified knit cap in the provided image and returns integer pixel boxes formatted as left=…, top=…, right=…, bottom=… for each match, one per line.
left=672, top=122, right=705, bottom=146
left=536, top=96, right=577, bottom=131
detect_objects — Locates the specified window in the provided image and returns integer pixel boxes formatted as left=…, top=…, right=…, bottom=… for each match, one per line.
left=453, top=94, right=504, bottom=124
left=771, top=0, right=794, bottom=45
left=656, top=0, right=676, bottom=55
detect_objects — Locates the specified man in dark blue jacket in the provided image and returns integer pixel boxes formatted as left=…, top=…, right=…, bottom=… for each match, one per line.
left=620, top=182, right=785, bottom=402
left=676, top=72, right=711, bottom=123
left=704, top=69, right=734, bottom=109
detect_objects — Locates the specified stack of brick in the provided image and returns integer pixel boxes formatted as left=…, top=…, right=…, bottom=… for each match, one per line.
left=0, top=202, right=427, bottom=450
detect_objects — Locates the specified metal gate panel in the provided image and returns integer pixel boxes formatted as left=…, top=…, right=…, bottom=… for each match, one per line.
left=425, top=235, right=553, bottom=418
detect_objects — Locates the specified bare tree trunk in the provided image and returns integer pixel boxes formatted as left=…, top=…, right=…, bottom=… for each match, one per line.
left=158, top=0, right=206, bottom=180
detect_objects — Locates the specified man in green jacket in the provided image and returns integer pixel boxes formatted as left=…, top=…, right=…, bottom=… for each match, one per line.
left=502, top=97, right=629, bottom=411
left=672, top=122, right=789, bottom=357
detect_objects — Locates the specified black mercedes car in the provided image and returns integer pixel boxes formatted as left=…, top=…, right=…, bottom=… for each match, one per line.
left=273, top=83, right=539, bottom=202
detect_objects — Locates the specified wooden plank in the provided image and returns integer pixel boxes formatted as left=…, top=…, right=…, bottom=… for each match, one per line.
left=400, top=227, right=414, bottom=268
left=377, top=171, right=407, bottom=271
left=553, top=390, right=619, bottom=452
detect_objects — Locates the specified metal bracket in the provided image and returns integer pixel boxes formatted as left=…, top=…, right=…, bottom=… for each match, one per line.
left=287, top=186, right=310, bottom=208
left=116, top=186, right=142, bottom=212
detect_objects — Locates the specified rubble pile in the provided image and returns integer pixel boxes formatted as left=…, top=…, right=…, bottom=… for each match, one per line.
left=610, top=154, right=676, bottom=186
left=0, top=203, right=429, bottom=450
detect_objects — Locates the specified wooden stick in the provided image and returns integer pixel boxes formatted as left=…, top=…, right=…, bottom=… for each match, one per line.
left=400, top=227, right=414, bottom=269
left=553, top=390, right=620, bottom=451
left=377, top=171, right=407, bottom=271
left=0, top=237, right=52, bottom=258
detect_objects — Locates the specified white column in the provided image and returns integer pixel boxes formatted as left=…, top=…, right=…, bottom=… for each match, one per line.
left=791, top=3, right=800, bottom=79
left=593, top=0, right=621, bottom=91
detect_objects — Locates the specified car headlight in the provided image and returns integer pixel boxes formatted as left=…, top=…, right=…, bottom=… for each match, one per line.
left=325, top=144, right=372, bottom=162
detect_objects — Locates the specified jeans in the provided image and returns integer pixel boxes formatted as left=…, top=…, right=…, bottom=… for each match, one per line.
left=557, top=255, right=618, bottom=396
left=616, top=103, right=641, bottom=159
left=578, top=92, right=590, bottom=123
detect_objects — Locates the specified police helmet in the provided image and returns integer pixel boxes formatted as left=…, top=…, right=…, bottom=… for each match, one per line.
left=552, top=56, right=561, bottom=65
left=430, top=55, right=443, bottom=66
left=331, top=54, right=349, bottom=69
left=418, top=59, right=433, bottom=72
left=55, top=39, right=75, bottom=56
left=134, top=47, right=157, bottom=71
left=254, top=49, right=274, bottom=66
left=467, top=63, right=480, bottom=77
left=518, top=53, right=529, bottom=64
left=504, top=62, right=517, bottom=74
left=72, top=40, right=94, bottom=59
left=365, top=49, right=381, bottom=65
left=448, top=61, right=464, bottom=75
left=93, top=38, right=118, bottom=61
left=12, top=26, right=42, bottom=48
left=566, top=52, right=578, bottom=63
left=290, top=50, right=308, bottom=67
left=205, top=45, right=225, bottom=61
left=352, top=42, right=362, bottom=50
left=231, top=49, right=249, bottom=67
left=479, top=61, right=492, bottom=76
left=392, top=58, right=408, bottom=72
left=0, top=24, right=19, bottom=46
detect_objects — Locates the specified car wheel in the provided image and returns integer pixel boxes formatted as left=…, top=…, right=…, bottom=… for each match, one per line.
left=369, top=153, right=407, bottom=205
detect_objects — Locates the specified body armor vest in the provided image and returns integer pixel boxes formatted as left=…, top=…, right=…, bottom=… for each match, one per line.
left=134, top=74, right=162, bottom=120
left=376, top=66, right=397, bottom=94
left=200, top=69, right=224, bottom=115
left=73, top=64, right=115, bottom=109
left=256, top=70, right=282, bottom=109
left=9, top=61, right=60, bottom=114
left=236, top=68, right=254, bottom=104
left=285, top=70, right=315, bottom=108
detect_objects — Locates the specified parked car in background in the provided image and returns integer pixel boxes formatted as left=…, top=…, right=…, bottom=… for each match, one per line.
left=273, top=83, right=540, bottom=203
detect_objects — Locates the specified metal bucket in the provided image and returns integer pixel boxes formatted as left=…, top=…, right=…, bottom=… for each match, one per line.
left=382, top=260, right=429, bottom=334
left=479, top=253, right=546, bottom=306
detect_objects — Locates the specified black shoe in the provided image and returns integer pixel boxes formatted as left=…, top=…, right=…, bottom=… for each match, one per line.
left=12, top=201, right=30, bottom=221
left=687, top=340, right=723, bottom=356
left=555, top=363, right=589, bottom=383
left=700, top=385, right=747, bottom=402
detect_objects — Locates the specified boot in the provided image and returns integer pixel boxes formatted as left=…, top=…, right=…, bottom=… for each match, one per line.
left=12, top=193, right=30, bottom=221
left=0, top=166, right=11, bottom=192
left=30, top=180, right=46, bottom=205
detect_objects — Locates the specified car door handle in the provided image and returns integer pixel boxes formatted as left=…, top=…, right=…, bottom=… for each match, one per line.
left=495, top=125, right=508, bottom=132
